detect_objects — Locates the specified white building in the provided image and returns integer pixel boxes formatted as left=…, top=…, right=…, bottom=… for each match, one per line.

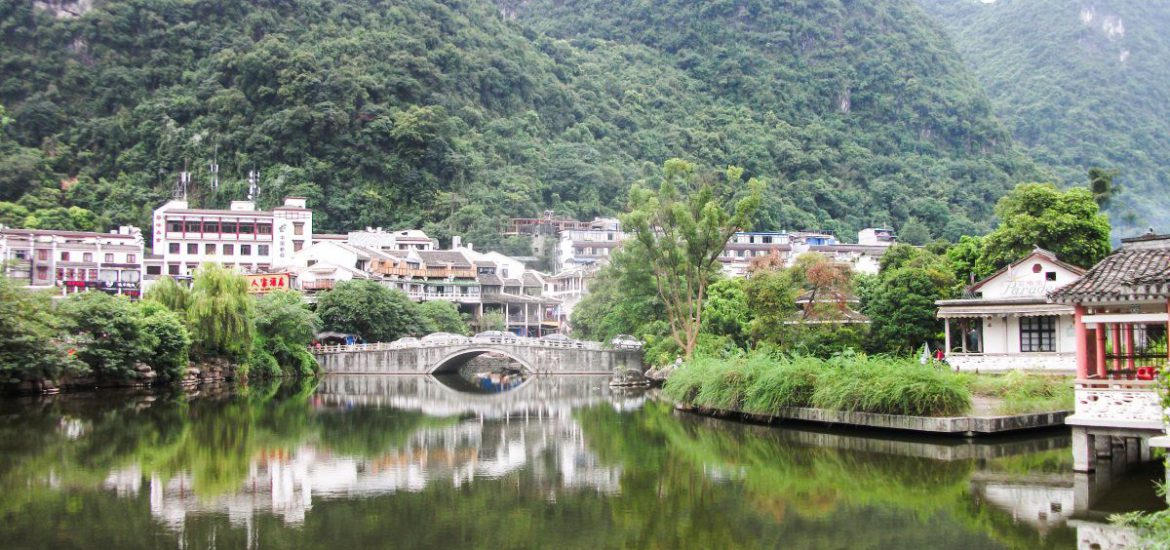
left=151, top=197, right=312, bottom=276
left=346, top=228, right=436, bottom=252
left=553, top=218, right=626, bottom=273
left=0, top=226, right=145, bottom=297
left=936, top=248, right=1086, bottom=372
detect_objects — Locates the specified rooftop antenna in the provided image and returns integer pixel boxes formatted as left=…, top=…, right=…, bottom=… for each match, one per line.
left=247, top=168, right=260, bottom=202
left=209, top=145, right=220, bottom=192
left=175, top=161, right=191, bottom=200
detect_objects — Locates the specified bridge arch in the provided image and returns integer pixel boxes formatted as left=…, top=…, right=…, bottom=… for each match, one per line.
left=427, top=347, right=539, bottom=375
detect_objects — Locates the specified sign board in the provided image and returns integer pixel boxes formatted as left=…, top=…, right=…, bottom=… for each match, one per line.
left=245, top=273, right=290, bottom=294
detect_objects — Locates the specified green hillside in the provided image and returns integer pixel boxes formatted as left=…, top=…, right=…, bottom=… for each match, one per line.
left=0, top=0, right=1036, bottom=246
left=920, top=0, right=1170, bottom=235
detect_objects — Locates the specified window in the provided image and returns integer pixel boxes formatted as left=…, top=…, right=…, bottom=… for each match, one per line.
left=205, top=244, right=217, bottom=255
left=146, top=265, right=161, bottom=275
left=240, top=245, right=251, bottom=256
left=1045, top=272, right=1057, bottom=282
left=763, top=236, right=772, bottom=244
left=55, top=268, right=64, bottom=280
left=223, top=244, right=234, bottom=255
left=127, top=254, right=136, bottom=264
left=36, top=266, right=49, bottom=280
left=293, top=240, right=303, bottom=252
left=121, top=270, right=140, bottom=283
left=293, top=222, right=304, bottom=236
left=37, top=250, right=49, bottom=261
left=258, top=244, right=269, bottom=256
left=1020, top=316, right=1056, bottom=352
left=185, top=221, right=201, bottom=233
left=169, top=243, right=180, bottom=254
left=239, top=223, right=255, bottom=235
left=257, top=223, right=272, bottom=235
left=168, top=264, right=180, bottom=275
left=187, top=243, right=198, bottom=255
left=14, top=250, right=27, bottom=260
left=88, top=268, right=98, bottom=280
left=104, top=253, right=114, bottom=263
left=83, top=252, right=93, bottom=262
left=221, top=222, right=238, bottom=234
left=168, top=220, right=183, bottom=232
left=61, top=252, right=70, bottom=261
left=204, top=222, right=220, bottom=233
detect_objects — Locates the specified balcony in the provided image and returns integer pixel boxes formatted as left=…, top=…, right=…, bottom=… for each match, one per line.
left=301, top=280, right=335, bottom=291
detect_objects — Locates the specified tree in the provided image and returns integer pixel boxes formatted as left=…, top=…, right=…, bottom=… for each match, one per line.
left=743, top=263, right=801, bottom=346
left=251, top=290, right=320, bottom=378
left=979, top=183, right=1111, bottom=270
left=1088, top=167, right=1120, bottom=210
left=316, top=280, right=425, bottom=342
left=898, top=217, right=932, bottom=246
left=137, top=300, right=191, bottom=383
left=418, top=301, right=469, bottom=335
left=0, top=275, right=80, bottom=383
left=700, top=278, right=750, bottom=347
left=187, top=264, right=254, bottom=359
left=144, top=276, right=191, bottom=316
left=862, top=250, right=957, bottom=353
left=571, top=243, right=664, bottom=341
left=59, top=292, right=154, bottom=382
left=622, top=159, right=763, bottom=359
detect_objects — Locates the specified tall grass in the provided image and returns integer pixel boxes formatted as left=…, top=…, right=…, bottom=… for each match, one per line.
left=666, top=351, right=973, bottom=417
left=961, top=371, right=1074, bottom=415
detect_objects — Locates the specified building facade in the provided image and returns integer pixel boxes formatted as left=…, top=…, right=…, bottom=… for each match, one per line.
left=151, top=197, right=313, bottom=277
left=0, top=226, right=145, bottom=297
left=936, top=249, right=1085, bottom=372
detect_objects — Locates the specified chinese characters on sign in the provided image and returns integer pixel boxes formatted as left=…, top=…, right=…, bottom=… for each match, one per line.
left=244, top=273, right=290, bottom=294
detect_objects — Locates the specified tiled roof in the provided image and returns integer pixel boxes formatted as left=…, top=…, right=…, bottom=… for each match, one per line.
left=418, top=250, right=472, bottom=268
left=522, top=273, right=543, bottom=286
left=477, top=273, right=503, bottom=286
left=1049, top=248, right=1170, bottom=303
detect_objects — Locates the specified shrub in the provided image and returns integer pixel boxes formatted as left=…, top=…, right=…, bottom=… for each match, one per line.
left=742, top=356, right=821, bottom=414
left=58, top=292, right=155, bottom=382
left=137, top=300, right=190, bottom=383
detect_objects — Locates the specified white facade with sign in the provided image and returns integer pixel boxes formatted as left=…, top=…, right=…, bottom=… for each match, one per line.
left=936, top=249, right=1085, bottom=372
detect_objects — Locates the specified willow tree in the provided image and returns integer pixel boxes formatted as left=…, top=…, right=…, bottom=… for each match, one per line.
left=143, top=275, right=191, bottom=316
left=623, top=159, right=762, bottom=359
left=187, top=264, right=254, bottom=359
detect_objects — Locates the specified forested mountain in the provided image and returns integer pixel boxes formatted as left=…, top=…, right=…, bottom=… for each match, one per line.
left=920, top=0, right=1170, bottom=235
left=1, top=0, right=1036, bottom=247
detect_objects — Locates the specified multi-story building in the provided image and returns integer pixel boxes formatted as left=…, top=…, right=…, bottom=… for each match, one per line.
left=553, top=218, right=627, bottom=273
left=151, top=197, right=313, bottom=277
left=506, top=211, right=594, bottom=236
left=0, top=226, right=145, bottom=297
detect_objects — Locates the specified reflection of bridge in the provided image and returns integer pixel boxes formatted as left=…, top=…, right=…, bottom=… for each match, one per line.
left=312, top=337, right=643, bottom=375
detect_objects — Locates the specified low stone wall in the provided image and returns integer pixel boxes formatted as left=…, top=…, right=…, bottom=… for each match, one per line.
left=948, top=353, right=1076, bottom=373
left=677, top=404, right=1071, bottom=436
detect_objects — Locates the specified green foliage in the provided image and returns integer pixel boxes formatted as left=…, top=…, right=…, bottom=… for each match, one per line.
left=417, top=300, right=469, bottom=335
left=571, top=242, right=665, bottom=343
left=862, top=247, right=957, bottom=353
left=623, top=160, right=762, bottom=358
left=742, top=265, right=801, bottom=345
left=0, top=275, right=81, bottom=383
left=978, top=183, right=1111, bottom=270
left=898, top=217, right=933, bottom=246
left=921, top=0, right=1170, bottom=235
left=58, top=292, right=155, bottom=382
left=315, top=280, right=424, bottom=342
left=250, top=290, right=320, bottom=378
left=0, top=0, right=1036, bottom=242
left=143, top=275, right=191, bottom=316
left=665, top=351, right=972, bottom=417
left=137, top=300, right=190, bottom=383
left=474, top=311, right=506, bottom=333
left=187, top=264, right=254, bottom=360
left=700, top=278, right=750, bottom=347
left=961, top=371, right=1074, bottom=415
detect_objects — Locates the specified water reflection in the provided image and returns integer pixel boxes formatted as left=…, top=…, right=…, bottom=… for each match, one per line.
left=0, top=376, right=1161, bottom=549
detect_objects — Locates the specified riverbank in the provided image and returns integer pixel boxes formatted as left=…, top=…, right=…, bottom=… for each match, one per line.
left=663, top=352, right=1074, bottom=435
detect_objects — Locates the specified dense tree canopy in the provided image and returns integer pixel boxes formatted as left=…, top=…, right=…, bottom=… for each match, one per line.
left=0, top=0, right=1039, bottom=244
left=977, top=183, right=1111, bottom=271
left=315, top=280, right=425, bottom=342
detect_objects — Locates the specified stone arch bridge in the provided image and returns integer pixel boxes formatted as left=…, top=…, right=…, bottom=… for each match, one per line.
left=312, top=336, right=643, bottom=375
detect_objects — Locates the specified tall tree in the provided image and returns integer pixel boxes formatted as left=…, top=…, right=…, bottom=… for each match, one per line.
left=1088, top=167, right=1121, bottom=210
left=623, top=159, right=762, bottom=359
left=978, top=183, right=1111, bottom=270
left=187, top=264, right=255, bottom=360
left=316, top=280, right=425, bottom=342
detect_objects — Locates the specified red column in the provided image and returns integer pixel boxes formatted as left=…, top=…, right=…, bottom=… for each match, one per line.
left=1124, top=324, right=1136, bottom=370
left=1111, top=323, right=1122, bottom=370
left=1095, top=321, right=1108, bottom=378
left=1075, top=305, right=1090, bottom=379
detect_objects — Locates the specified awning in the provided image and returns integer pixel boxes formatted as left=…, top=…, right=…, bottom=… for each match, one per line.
left=937, top=303, right=1073, bottom=319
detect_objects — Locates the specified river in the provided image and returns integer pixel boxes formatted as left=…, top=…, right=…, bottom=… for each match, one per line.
left=0, top=375, right=1161, bottom=549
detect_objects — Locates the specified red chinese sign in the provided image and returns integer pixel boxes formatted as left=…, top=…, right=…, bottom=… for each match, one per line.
left=245, top=273, right=290, bottom=294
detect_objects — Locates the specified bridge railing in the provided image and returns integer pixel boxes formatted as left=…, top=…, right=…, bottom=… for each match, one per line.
left=311, top=337, right=615, bottom=354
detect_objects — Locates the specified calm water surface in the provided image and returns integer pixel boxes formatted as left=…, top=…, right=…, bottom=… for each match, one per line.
left=0, top=375, right=1161, bottom=549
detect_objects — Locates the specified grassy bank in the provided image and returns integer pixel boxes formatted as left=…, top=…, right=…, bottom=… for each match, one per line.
left=664, top=352, right=972, bottom=417
left=664, top=352, right=1076, bottom=418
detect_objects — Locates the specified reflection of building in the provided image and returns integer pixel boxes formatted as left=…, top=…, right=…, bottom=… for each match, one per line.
left=0, top=226, right=145, bottom=297
left=936, top=248, right=1085, bottom=372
